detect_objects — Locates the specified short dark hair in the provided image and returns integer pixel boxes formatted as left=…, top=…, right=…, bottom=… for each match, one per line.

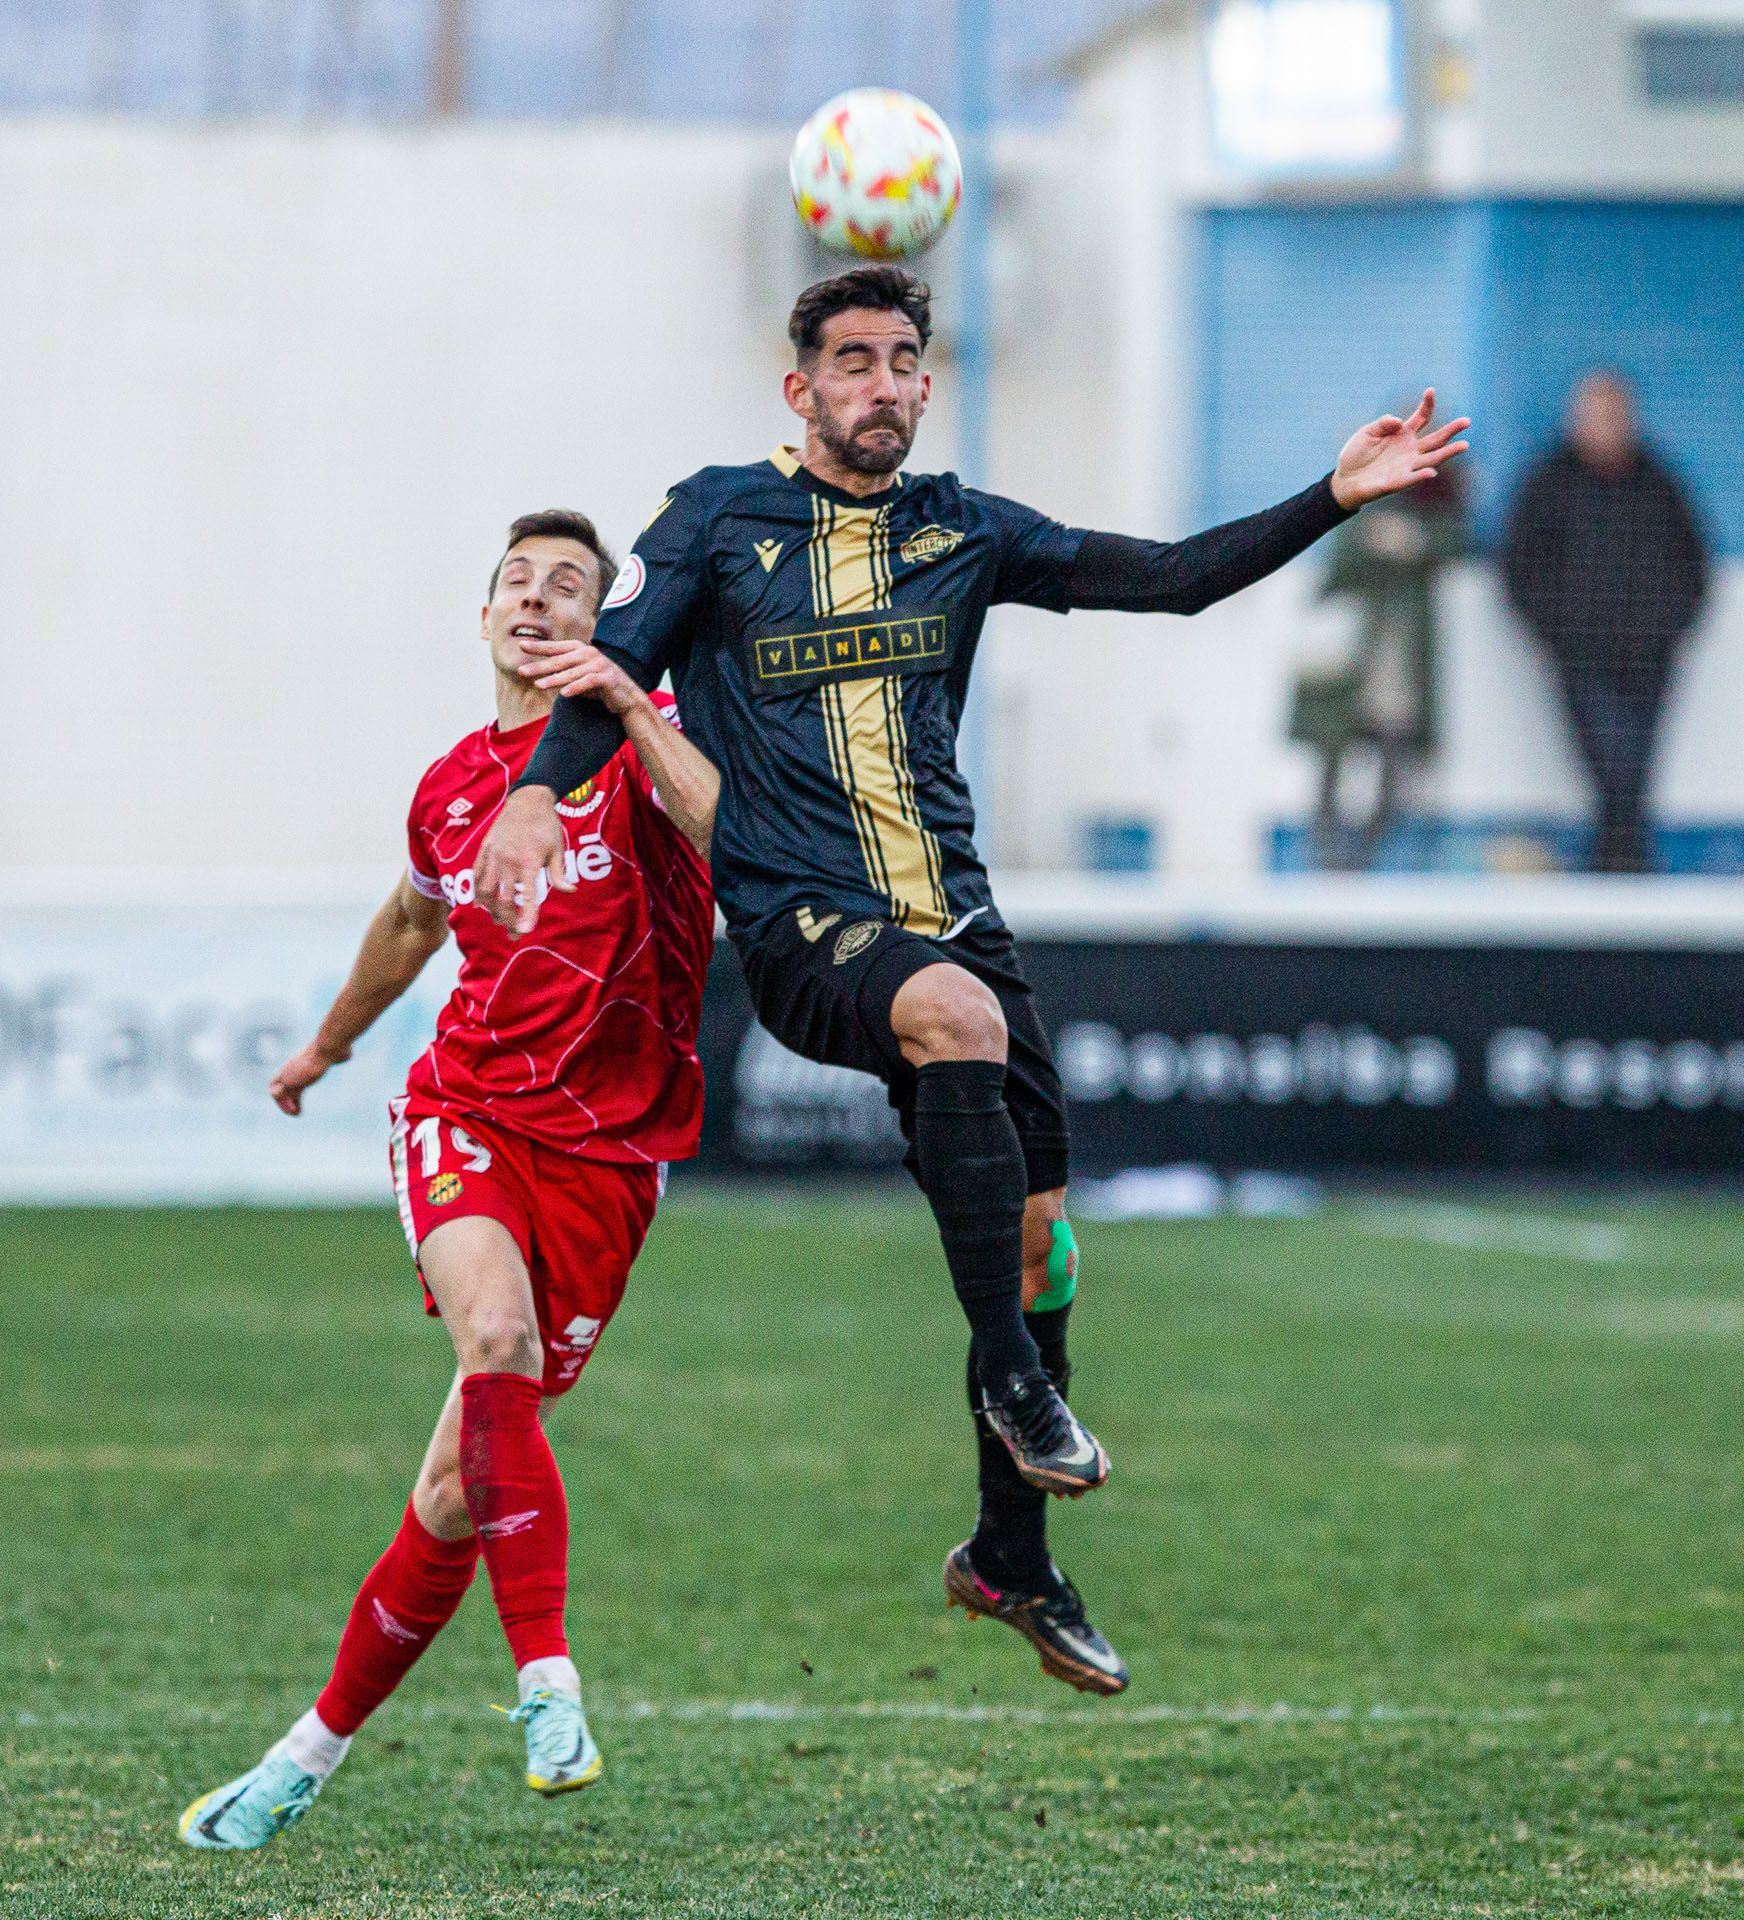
left=489, top=509, right=618, bottom=608
left=787, top=265, right=932, bottom=365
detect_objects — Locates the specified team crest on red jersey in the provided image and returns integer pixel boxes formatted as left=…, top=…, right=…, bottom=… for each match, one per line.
left=426, top=1172, right=464, bottom=1205
left=557, top=780, right=605, bottom=820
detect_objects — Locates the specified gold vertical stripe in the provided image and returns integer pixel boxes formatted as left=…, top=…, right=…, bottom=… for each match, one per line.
left=831, top=676, right=949, bottom=936
left=808, top=498, right=896, bottom=907
left=822, top=504, right=883, bottom=615
left=872, top=503, right=894, bottom=606
left=806, top=498, right=891, bottom=902
left=820, top=681, right=891, bottom=902
left=814, top=499, right=881, bottom=909
left=864, top=505, right=884, bottom=607
left=881, top=677, right=949, bottom=926
left=807, top=495, right=834, bottom=616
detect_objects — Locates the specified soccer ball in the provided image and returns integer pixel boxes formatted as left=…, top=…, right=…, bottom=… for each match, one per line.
left=789, top=88, right=963, bottom=261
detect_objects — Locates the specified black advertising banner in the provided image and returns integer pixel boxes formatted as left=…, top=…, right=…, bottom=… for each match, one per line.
left=694, top=940, right=1744, bottom=1177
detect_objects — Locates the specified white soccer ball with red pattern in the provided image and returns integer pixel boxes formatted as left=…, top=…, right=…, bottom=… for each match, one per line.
left=789, top=88, right=963, bottom=261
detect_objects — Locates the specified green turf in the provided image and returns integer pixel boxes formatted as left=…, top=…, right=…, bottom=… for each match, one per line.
left=6, top=1191, right=1744, bottom=1917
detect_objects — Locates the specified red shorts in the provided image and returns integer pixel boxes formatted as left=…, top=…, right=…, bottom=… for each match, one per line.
left=389, top=1098, right=662, bottom=1398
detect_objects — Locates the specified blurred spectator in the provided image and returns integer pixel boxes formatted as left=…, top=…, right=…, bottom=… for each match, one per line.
left=1290, top=461, right=1466, bottom=869
left=1501, top=372, right=1709, bottom=874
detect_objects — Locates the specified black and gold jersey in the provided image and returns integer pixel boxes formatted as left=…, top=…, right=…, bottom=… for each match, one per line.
left=522, top=446, right=1351, bottom=940
left=580, top=447, right=1086, bottom=940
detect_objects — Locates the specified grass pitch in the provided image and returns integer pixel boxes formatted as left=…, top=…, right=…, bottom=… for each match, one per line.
left=6, top=1190, right=1744, bottom=1917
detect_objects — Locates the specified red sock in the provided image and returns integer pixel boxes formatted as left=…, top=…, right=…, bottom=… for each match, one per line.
left=458, top=1372, right=570, bottom=1667
left=314, top=1499, right=480, bottom=1737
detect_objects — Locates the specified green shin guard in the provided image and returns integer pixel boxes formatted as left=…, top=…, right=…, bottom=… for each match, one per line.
left=1031, top=1218, right=1079, bottom=1314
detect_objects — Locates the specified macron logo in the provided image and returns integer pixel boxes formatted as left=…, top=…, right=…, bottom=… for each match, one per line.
left=478, top=1509, right=540, bottom=1540
left=371, top=1599, right=421, bottom=1645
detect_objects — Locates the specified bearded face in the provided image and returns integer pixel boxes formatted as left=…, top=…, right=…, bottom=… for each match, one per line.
left=809, top=382, right=919, bottom=475
left=788, top=308, right=930, bottom=483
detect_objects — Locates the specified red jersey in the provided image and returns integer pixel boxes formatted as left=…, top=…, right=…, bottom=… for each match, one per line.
left=402, top=695, right=713, bottom=1165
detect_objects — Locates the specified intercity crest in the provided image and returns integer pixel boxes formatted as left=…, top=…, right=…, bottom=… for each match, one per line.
left=833, top=921, right=883, bottom=966
left=899, top=524, right=965, bottom=566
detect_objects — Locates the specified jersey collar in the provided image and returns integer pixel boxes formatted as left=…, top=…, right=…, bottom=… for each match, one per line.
left=768, top=444, right=906, bottom=507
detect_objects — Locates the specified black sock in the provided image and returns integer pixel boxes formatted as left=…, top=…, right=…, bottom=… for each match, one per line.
left=912, top=1061, right=1039, bottom=1391
left=968, top=1302, right=1072, bottom=1590
left=1026, top=1297, right=1072, bottom=1393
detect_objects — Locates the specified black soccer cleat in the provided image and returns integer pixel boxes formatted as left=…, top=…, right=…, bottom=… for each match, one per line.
left=943, top=1542, right=1129, bottom=1696
left=981, top=1369, right=1110, bottom=1497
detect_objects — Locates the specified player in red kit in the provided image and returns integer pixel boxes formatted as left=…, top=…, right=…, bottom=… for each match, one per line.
left=180, top=510, right=718, bottom=1851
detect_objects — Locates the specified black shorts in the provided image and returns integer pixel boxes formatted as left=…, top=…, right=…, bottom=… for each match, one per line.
left=733, top=908, right=1070, bottom=1195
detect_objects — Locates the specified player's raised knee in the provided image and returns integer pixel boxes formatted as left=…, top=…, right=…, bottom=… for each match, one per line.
left=459, top=1307, right=543, bottom=1380
left=892, top=963, right=1007, bottom=1066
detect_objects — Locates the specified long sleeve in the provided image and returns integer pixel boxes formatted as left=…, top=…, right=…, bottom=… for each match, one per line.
left=516, top=668, right=641, bottom=797
left=1061, top=475, right=1354, bottom=616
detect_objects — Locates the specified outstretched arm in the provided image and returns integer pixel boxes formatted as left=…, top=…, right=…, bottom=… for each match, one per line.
left=517, top=647, right=648, bottom=795
left=270, top=874, right=450, bottom=1114
left=1066, top=476, right=1348, bottom=615
left=527, top=640, right=720, bottom=859
left=1063, top=390, right=1471, bottom=616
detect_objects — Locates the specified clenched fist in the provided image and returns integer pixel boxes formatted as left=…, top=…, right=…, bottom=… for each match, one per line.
left=474, top=786, right=570, bottom=936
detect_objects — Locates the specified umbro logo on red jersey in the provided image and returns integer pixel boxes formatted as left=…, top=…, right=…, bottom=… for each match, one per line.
left=446, top=798, right=473, bottom=823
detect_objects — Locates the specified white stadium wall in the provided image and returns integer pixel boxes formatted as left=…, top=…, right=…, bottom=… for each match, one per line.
left=0, top=118, right=1134, bottom=886
left=0, top=120, right=794, bottom=886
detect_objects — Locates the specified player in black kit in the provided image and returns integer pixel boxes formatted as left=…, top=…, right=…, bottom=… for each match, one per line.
left=477, top=266, right=1469, bottom=1695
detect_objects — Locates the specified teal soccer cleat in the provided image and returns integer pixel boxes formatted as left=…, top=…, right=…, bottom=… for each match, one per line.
left=178, top=1750, right=322, bottom=1850
left=508, top=1688, right=602, bottom=1796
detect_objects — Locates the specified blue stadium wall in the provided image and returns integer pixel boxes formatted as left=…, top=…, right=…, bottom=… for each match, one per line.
left=1195, top=198, right=1744, bottom=555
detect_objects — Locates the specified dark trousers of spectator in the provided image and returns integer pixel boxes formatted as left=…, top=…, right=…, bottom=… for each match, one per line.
left=1556, top=664, right=1662, bottom=874
left=1311, top=734, right=1409, bottom=872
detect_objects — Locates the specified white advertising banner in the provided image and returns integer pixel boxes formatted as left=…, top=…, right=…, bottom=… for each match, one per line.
left=0, top=900, right=459, bottom=1202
